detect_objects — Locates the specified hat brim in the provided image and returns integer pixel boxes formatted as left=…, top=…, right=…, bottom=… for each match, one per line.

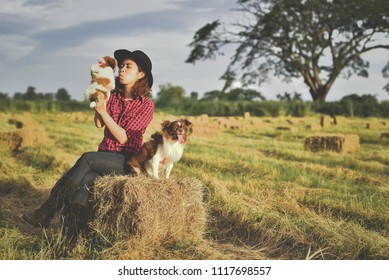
left=114, top=49, right=153, bottom=88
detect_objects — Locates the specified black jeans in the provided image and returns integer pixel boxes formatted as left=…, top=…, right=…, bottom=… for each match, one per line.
left=43, top=151, right=127, bottom=212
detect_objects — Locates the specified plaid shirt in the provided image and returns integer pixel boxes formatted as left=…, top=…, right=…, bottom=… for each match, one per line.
left=98, top=90, right=154, bottom=156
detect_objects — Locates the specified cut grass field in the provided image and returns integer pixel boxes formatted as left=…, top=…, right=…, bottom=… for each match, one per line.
left=0, top=111, right=388, bottom=259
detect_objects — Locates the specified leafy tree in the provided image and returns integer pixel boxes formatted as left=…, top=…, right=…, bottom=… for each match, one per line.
left=24, top=86, right=37, bottom=101
left=41, top=93, right=54, bottom=101
left=155, top=83, right=186, bottom=107
left=0, top=92, right=9, bottom=100
left=56, top=88, right=71, bottom=101
left=240, top=88, right=266, bottom=101
left=186, top=0, right=389, bottom=102
left=13, top=92, right=23, bottom=100
left=201, top=90, right=226, bottom=100
left=190, top=91, right=199, bottom=100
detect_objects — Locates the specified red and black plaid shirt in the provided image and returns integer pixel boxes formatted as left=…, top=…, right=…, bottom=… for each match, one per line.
left=98, top=90, right=154, bottom=156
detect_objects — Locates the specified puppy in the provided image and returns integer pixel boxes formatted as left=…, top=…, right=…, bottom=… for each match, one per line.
left=85, top=56, right=117, bottom=108
left=127, top=119, right=192, bottom=179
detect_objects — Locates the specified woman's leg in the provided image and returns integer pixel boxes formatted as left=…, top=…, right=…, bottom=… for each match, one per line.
left=62, top=171, right=99, bottom=241
left=23, top=151, right=126, bottom=227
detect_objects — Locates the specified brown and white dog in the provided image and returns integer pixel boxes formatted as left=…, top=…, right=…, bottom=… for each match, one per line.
left=127, top=119, right=192, bottom=179
left=85, top=56, right=117, bottom=108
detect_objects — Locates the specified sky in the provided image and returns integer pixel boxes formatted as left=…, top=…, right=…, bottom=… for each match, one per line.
left=0, top=0, right=388, bottom=102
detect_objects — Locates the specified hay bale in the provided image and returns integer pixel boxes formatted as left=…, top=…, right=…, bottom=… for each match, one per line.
left=366, top=122, right=386, bottom=130
left=243, top=112, right=251, bottom=119
left=0, top=131, right=23, bottom=152
left=250, top=118, right=267, bottom=128
left=191, top=121, right=221, bottom=136
left=0, top=123, right=46, bottom=152
left=304, top=134, right=360, bottom=153
left=200, top=114, right=209, bottom=122
left=18, top=126, right=46, bottom=147
left=92, top=175, right=206, bottom=245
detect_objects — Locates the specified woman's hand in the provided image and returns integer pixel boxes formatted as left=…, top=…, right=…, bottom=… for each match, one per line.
left=95, top=93, right=107, bottom=116
left=94, top=92, right=128, bottom=144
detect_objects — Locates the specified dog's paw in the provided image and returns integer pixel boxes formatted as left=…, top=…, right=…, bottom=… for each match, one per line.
left=89, top=101, right=97, bottom=108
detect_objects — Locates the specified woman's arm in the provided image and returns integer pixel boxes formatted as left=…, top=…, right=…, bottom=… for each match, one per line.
left=95, top=99, right=128, bottom=144
left=94, top=111, right=105, bottom=128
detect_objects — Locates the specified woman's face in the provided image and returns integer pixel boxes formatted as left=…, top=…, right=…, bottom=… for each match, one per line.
left=118, top=59, right=145, bottom=88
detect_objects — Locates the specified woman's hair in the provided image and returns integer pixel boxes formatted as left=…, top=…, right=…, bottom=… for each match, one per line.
left=114, top=75, right=151, bottom=98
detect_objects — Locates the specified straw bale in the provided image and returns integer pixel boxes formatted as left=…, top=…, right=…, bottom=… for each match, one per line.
left=244, top=112, right=251, bottom=119
left=18, top=126, right=46, bottom=147
left=191, top=121, right=221, bottom=136
left=0, top=131, right=23, bottom=152
left=200, top=114, right=209, bottom=122
left=250, top=118, right=267, bottom=128
left=92, top=175, right=207, bottom=245
left=366, top=122, right=386, bottom=130
left=1, top=127, right=46, bottom=152
left=304, top=134, right=360, bottom=153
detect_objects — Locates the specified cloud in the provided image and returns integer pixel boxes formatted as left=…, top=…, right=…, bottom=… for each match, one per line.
left=0, top=0, right=387, bottom=102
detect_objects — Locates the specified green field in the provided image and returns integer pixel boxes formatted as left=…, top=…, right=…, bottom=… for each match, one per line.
left=0, top=111, right=388, bottom=259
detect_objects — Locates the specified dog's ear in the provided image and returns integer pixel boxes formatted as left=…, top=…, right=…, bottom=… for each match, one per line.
left=181, top=118, right=192, bottom=127
left=104, top=56, right=117, bottom=71
left=161, top=120, right=171, bottom=128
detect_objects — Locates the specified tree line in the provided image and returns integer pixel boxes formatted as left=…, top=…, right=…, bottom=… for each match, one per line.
left=0, top=86, right=87, bottom=112
left=1, top=84, right=388, bottom=118
left=0, top=86, right=72, bottom=101
left=154, top=83, right=389, bottom=118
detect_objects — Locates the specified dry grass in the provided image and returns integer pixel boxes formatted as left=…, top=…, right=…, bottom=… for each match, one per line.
left=1, top=112, right=388, bottom=260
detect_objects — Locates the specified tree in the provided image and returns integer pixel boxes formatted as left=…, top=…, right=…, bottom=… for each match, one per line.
left=186, top=0, right=389, bottom=102
left=190, top=91, right=199, bottom=100
left=0, top=92, right=9, bottom=100
left=155, top=83, right=186, bottom=107
left=240, top=88, right=265, bottom=101
left=201, top=90, right=225, bottom=100
left=56, top=88, right=71, bottom=101
left=24, top=86, right=37, bottom=101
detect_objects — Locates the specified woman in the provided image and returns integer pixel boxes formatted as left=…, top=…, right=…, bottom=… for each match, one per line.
left=23, top=49, right=155, bottom=229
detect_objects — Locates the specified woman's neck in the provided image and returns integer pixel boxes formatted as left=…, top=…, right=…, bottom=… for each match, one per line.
left=123, top=86, right=134, bottom=100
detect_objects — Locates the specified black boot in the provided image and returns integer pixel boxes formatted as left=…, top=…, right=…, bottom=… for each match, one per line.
left=23, top=202, right=54, bottom=228
left=23, top=176, right=80, bottom=228
left=62, top=186, right=92, bottom=244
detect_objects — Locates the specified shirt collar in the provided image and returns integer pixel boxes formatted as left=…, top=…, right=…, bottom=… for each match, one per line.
left=115, top=90, right=145, bottom=102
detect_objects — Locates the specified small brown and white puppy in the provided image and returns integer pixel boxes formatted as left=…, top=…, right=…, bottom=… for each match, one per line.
left=85, top=56, right=117, bottom=108
left=127, top=119, right=192, bottom=179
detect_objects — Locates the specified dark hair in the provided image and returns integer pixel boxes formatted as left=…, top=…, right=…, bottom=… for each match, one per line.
left=114, top=75, right=151, bottom=98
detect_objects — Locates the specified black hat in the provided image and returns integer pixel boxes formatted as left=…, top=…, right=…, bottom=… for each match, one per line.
left=114, top=49, right=153, bottom=88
